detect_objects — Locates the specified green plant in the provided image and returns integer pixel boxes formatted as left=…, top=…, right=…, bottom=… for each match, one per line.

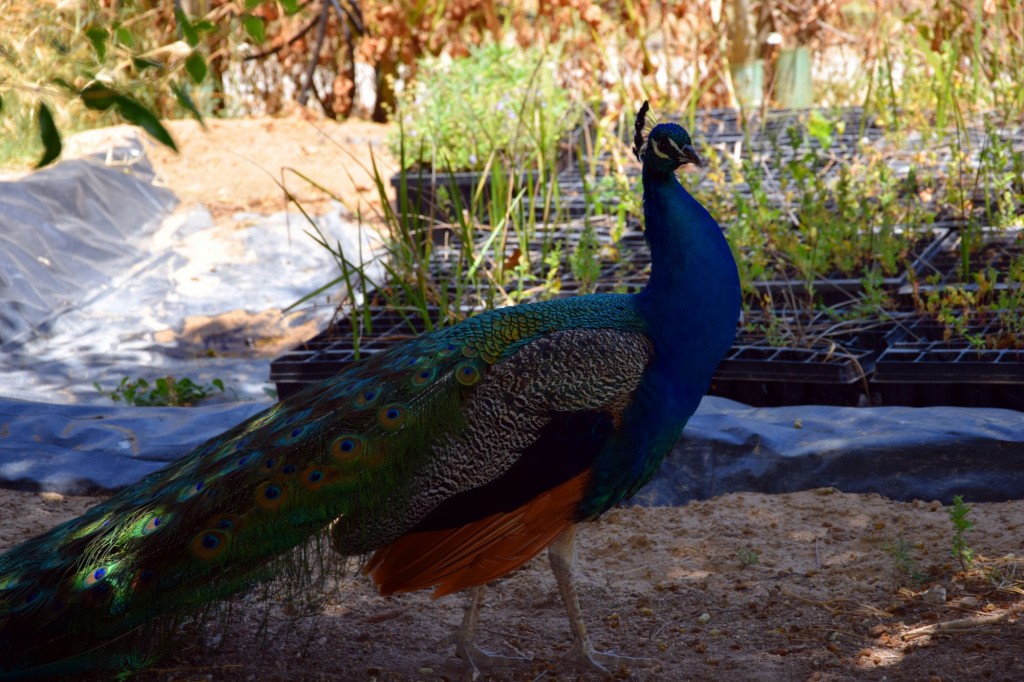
left=95, top=376, right=226, bottom=407
left=805, top=109, right=838, bottom=151
left=977, top=123, right=1024, bottom=231
left=568, top=222, right=601, bottom=294
left=586, top=170, right=641, bottom=240
left=702, top=113, right=939, bottom=314
left=868, top=0, right=1024, bottom=123
left=736, top=549, right=760, bottom=567
left=0, top=1, right=380, bottom=166
left=284, top=125, right=578, bottom=350
left=949, top=495, right=975, bottom=571
left=706, top=155, right=785, bottom=307
left=0, top=1, right=216, bottom=167
left=389, top=43, right=578, bottom=173
left=908, top=243, right=1024, bottom=350
left=540, top=244, right=564, bottom=297
left=748, top=304, right=789, bottom=347
left=885, top=537, right=926, bottom=586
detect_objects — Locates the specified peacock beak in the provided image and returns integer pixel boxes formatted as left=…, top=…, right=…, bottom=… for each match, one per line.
left=680, top=144, right=703, bottom=168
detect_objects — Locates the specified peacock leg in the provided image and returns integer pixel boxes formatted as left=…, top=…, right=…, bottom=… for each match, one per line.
left=438, top=584, right=530, bottom=676
left=549, top=524, right=637, bottom=677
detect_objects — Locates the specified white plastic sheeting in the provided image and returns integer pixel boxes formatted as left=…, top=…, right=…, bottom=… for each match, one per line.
left=0, top=138, right=380, bottom=404
left=0, top=143, right=175, bottom=342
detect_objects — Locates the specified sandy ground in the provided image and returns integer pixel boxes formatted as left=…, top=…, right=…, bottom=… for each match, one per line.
left=145, top=113, right=396, bottom=220
left=50, top=108, right=396, bottom=220
left=2, top=116, right=1022, bottom=680
left=1, top=488, right=1022, bottom=681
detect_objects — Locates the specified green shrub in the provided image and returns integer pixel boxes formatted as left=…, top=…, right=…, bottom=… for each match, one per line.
left=389, top=43, right=577, bottom=172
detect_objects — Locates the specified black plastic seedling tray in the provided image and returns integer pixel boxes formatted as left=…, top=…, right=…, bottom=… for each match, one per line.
left=876, top=314, right=1024, bottom=382
left=390, top=169, right=556, bottom=224
left=710, top=344, right=875, bottom=407
left=873, top=314, right=1024, bottom=409
left=270, top=309, right=432, bottom=399
left=902, top=227, right=1023, bottom=294
left=714, top=344, right=875, bottom=383
left=875, top=344, right=1024, bottom=383
left=748, top=227, right=950, bottom=308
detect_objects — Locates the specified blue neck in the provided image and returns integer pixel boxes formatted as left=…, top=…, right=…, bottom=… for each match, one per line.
left=577, top=164, right=742, bottom=518
left=633, top=165, right=741, bottom=395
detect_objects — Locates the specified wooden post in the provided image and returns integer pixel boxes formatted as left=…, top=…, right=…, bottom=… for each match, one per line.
left=728, top=0, right=764, bottom=108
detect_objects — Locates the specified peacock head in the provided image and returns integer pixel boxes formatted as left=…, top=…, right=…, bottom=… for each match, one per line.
left=632, top=100, right=703, bottom=174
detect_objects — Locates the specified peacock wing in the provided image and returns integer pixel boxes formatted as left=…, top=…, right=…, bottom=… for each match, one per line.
left=355, top=326, right=654, bottom=596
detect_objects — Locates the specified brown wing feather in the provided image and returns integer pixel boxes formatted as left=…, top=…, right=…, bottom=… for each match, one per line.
left=366, top=470, right=591, bottom=597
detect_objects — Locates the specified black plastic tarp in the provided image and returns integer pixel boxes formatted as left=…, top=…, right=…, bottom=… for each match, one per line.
left=0, top=398, right=265, bottom=493
left=2, top=396, right=1021, bottom=505
left=635, top=398, right=1024, bottom=506
left=0, top=138, right=379, bottom=405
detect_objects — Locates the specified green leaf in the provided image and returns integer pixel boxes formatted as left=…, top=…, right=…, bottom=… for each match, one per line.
left=170, top=81, right=206, bottom=127
left=193, top=20, right=216, bottom=33
left=281, top=0, right=300, bottom=14
left=114, top=95, right=178, bottom=152
left=114, top=25, right=135, bottom=48
left=132, top=56, right=163, bottom=72
left=242, top=15, right=266, bottom=43
left=51, top=78, right=77, bottom=93
left=244, top=0, right=262, bottom=9
left=35, top=102, right=62, bottom=168
left=185, top=52, right=207, bottom=83
left=175, top=7, right=199, bottom=47
left=85, top=26, right=108, bottom=61
left=806, top=111, right=834, bottom=152
left=80, top=81, right=117, bottom=111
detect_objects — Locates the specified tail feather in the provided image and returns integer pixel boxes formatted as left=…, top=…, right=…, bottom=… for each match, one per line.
left=0, top=329, right=480, bottom=678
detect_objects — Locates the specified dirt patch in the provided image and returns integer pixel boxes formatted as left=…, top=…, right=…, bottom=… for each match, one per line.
left=152, top=309, right=327, bottom=359
left=2, top=487, right=1021, bottom=681
left=56, top=110, right=396, bottom=220
left=146, top=111, right=397, bottom=220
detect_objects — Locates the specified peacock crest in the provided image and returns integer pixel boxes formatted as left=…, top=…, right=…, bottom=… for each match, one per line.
left=632, top=99, right=657, bottom=162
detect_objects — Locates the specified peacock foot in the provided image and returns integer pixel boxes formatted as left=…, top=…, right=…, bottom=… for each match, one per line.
left=560, top=641, right=655, bottom=678
left=438, top=585, right=531, bottom=680
left=437, top=631, right=531, bottom=669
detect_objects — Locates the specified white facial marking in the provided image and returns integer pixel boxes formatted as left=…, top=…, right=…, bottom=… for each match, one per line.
left=649, top=139, right=670, bottom=159
left=664, top=137, right=686, bottom=156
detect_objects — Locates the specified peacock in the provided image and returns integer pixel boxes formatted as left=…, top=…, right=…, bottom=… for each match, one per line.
left=0, top=102, right=741, bottom=679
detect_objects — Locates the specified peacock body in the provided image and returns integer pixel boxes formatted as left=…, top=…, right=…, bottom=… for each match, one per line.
left=0, top=102, right=740, bottom=679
